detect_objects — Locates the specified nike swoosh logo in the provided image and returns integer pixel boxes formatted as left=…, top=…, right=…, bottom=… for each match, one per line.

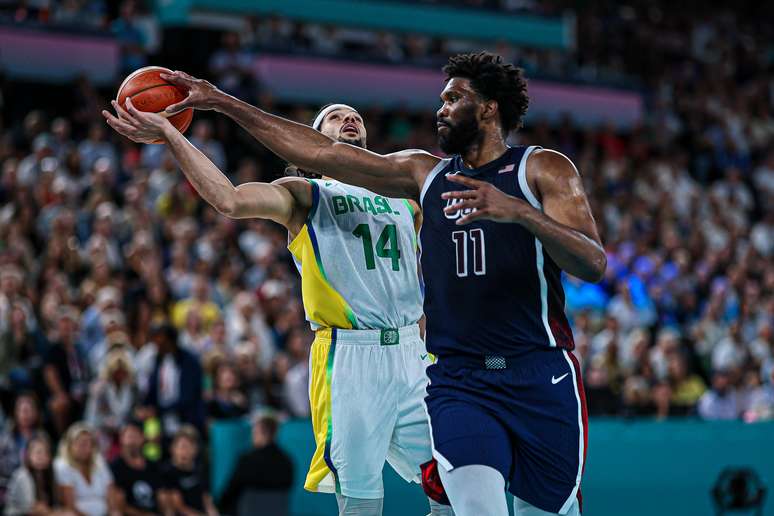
left=420, top=354, right=428, bottom=360
left=551, top=373, right=569, bottom=385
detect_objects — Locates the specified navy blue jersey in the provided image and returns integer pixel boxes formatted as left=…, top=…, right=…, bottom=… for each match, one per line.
left=419, top=145, right=574, bottom=358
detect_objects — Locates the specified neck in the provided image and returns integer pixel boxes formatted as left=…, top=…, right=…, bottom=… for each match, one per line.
left=460, top=129, right=508, bottom=169
left=173, top=458, right=193, bottom=469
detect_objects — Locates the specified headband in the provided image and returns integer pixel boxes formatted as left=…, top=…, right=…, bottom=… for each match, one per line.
left=312, top=104, right=358, bottom=131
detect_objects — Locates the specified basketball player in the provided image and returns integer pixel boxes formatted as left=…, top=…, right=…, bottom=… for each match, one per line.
left=102, top=102, right=453, bottom=516
left=120, top=51, right=606, bottom=515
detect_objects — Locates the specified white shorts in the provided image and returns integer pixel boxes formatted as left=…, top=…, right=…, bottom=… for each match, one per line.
left=304, top=325, right=433, bottom=499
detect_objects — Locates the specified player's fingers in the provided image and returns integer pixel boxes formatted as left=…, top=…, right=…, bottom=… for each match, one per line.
left=446, top=174, right=482, bottom=188
left=160, top=71, right=190, bottom=87
left=104, top=111, right=138, bottom=136
left=443, top=199, right=480, bottom=213
left=164, top=99, right=190, bottom=115
left=124, top=97, right=145, bottom=119
left=111, top=100, right=136, bottom=125
left=441, top=190, right=477, bottom=200
left=455, top=210, right=486, bottom=226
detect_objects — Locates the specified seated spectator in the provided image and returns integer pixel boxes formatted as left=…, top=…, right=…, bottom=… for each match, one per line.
left=4, top=433, right=60, bottom=516
left=218, top=414, right=293, bottom=515
left=698, top=370, right=742, bottom=420
left=206, top=363, right=248, bottom=420
left=109, top=421, right=162, bottom=516
left=42, top=307, right=89, bottom=436
left=667, top=354, right=706, bottom=414
left=233, top=343, right=266, bottom=409
left=142, top=323, right=205, bottom=437
left=0, top=394, right=43, bottom=506
left=171, top=275, right=221, bottom=332
left=161, top=426, right=218, bottom=516
left=744, top=366, right=774, bottom=421
left=85, top=349, right=138, bottom=456
left=54, top=423, right=117, bottom=516
left=0, top=303, right=44, bottom=403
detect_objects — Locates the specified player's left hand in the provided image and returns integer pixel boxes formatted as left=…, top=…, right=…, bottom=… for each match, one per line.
left=442, top=173, right=529, bottom=225
left=102, top=97, right=173, bottom=144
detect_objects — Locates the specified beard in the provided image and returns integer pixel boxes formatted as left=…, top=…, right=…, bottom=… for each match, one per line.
left=438, top=106, right=481, bottom=155
left=338, top=134, right=366, bottom=149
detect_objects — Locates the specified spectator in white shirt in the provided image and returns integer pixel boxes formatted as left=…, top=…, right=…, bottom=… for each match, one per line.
left=54, top=423, right=118, bottom=516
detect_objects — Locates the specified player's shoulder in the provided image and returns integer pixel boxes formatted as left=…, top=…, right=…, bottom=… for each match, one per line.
left=387, top=148, right=444, bottom=176
left=272, top=176, right=314, bottom=209
left=527, top=148, right=579, bottom=177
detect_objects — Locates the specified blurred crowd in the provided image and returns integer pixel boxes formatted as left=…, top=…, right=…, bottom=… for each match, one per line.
left=0, top=0, right=773, bottom=514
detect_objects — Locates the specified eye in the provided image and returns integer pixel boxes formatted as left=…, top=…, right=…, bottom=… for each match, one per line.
left=329, top=114, right=340, bottom=120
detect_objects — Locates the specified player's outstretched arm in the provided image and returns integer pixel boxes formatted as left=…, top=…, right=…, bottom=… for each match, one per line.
left=102, top=99, right=310, bottom=231
left=160, top=71, right=438, bottom=200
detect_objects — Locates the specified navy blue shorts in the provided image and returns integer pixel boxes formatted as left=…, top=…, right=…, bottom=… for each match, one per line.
left=424, top=348, right=588, bottom=514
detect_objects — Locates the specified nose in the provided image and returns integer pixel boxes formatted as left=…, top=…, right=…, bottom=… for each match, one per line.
left=437, top=105, right=448, bottom=120
left=343, top=113, right=359, bottom=125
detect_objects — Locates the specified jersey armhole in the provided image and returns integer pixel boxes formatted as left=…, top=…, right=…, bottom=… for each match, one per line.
left=306, top=179, right=321, bottom=221
left=517, top=145, right=542, bottom=210
left=419, top=158, right=450, bottom=207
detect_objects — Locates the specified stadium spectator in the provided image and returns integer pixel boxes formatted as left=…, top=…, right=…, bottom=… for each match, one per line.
left=3, top=433, right=60, bottom=516
left=142, top=323, right=205, bottom=437
left=161, top=426, right=218, bottom=516
left=54, top=423, right=117, bottom=516
left=171, top=274, right=221, bottom=332
left=0, top=394, right=43, bottom=506
left=85, top=349, right=138, bottom=455
left=218, top=414, right=293, bottom=515
left=206, top=363, right=249, bottom=421
left=109, top=420, right=163, bottom=516
left=42, top=307, right=89, bottom=435
left=111, top=0, right=148, bottom=74
left=698, top=370, right=743, bottom=420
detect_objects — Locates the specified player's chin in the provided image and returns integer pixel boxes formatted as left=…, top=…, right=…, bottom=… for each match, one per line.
left=337, top=135, right=365, bottom=148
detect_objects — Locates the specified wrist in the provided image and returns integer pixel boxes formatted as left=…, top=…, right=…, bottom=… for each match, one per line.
left=506, top=195, right=530, bottom=224
left=211, top=90, right=234, bottom=113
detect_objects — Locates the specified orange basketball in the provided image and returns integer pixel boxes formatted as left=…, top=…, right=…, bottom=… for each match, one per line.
left=116, top=66, right=193, bottom=144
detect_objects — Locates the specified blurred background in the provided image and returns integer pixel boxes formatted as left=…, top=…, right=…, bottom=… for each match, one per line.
left=0, top=0, right=772, bottom=515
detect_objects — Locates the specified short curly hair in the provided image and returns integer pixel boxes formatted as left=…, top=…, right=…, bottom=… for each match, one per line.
left=443, top=52, right=529, bottom=133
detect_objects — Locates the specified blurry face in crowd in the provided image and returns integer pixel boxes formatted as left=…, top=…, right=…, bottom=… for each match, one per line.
left=172, top=436, right=197, bottom=466
left=120, top=425, right=144, bottom=457
left=27, top=439, right=51, bottom=471
left=436, top=77, right=484, bottom=155
left=15, top=396, right=38, bottom=430
left=217, top=365, right=239, bottom=391
left=319, top=108, right=367, bottom=149
left=71, top=431, right=94, bottom=463
left=252, top=422, right=270, bottom=448
left=57, top=315, right=77, bottom=343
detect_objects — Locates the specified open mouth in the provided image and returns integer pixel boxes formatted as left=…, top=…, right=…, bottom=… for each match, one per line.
left=342, top=123, right=359, bottom=135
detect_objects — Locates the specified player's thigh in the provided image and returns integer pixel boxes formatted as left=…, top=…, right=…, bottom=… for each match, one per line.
left=425, top=381, right=512, bottom=478
left=386, top=343, right=434, bottom=481
left=509, top=351, right=586, bottom=515
left=329, top=343, right=400, bottom=497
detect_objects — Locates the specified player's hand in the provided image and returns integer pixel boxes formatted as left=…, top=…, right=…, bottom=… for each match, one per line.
left=159, top=70, right=221, bottom=114
left=441, top=173, right=530, bottom=225
left=102, top=98, right=173, bottom=144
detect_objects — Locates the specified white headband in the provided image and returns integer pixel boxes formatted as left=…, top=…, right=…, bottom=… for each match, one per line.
left=312, top=104, right=358, bottom=131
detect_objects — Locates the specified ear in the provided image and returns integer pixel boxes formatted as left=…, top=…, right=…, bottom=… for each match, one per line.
left=481, top=99, right=499, bottom=123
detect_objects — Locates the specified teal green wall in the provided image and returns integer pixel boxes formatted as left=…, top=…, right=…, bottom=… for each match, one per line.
left=155, top=0, right=570, bottom=49
left=211, top=419, right=774, bottom=515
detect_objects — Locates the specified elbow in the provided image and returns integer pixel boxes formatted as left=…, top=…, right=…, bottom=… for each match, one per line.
left=214, top=194, right=238, bottom=218
left=586, top=249, right=607, bottom=283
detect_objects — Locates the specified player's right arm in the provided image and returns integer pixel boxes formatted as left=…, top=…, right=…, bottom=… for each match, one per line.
left=160, top=71, right=439, bottom=200
left=102, top=99, right=311, bottom=234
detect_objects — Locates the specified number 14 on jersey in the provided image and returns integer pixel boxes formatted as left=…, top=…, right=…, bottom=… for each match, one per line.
left=452, top=229, right=486, bottom=277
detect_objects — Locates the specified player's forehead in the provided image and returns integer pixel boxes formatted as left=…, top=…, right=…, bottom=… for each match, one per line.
left=440, top=77, right=475, bottom=99
left=324, top=107, right=362, bottom=121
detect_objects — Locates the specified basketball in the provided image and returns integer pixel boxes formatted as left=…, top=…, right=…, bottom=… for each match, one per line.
left=116, top=66, right=193, bottom=144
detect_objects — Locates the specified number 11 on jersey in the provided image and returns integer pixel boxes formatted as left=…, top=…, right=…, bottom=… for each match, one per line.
left=452, top=229, right=485, bottom=277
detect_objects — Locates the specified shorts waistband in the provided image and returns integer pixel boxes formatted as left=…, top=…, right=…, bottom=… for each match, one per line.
left=315, top=324, right=420, bottom=345
left=436, top=347, right=567, bottom=371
